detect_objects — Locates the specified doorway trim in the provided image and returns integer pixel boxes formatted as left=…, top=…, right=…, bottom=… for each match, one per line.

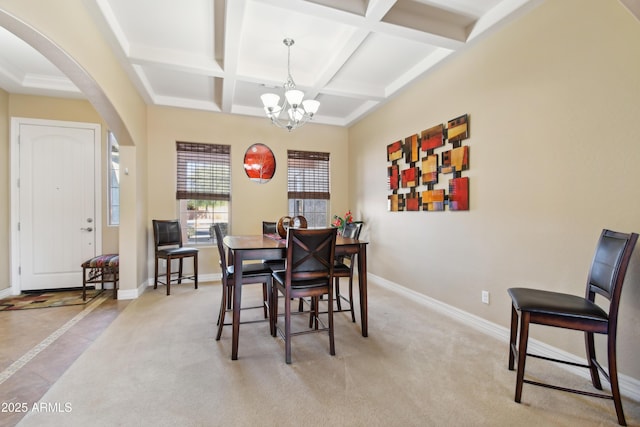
left=10, top=117, right=102, bottom=295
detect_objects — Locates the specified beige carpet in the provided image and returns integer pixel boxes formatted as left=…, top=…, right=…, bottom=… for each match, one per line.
left=17, top=281, right=640, bottom=426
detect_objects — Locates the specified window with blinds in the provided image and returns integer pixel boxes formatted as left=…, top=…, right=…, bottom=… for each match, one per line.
left=287, top=150, right=330, bottom=227
left=176, top=141, right=231, bottom=201
left=176, top=141, right=231, bottom=244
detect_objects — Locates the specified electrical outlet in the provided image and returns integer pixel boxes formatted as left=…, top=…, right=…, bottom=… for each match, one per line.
left=481, top=290, right=490, bottom=304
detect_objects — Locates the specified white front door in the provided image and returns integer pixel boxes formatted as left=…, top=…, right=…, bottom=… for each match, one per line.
left=12, top=118, right=101, bottom=291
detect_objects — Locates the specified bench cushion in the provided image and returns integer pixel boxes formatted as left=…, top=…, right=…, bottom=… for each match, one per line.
left=82, top=254, right=119, bottom=268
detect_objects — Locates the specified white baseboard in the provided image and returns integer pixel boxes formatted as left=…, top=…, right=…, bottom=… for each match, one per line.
left=0, top=287, right=14, bottom=299
left=369, top=273, right=640, bottom=403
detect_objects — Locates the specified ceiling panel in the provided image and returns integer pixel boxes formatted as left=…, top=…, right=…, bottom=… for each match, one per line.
left=0, top=0, right=544, bottom=127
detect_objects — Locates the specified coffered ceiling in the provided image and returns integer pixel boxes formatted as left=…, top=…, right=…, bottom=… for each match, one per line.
left=0, top=0, right=547, bottom=127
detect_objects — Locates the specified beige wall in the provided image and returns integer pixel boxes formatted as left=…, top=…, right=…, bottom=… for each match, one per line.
left=147, top=106, right=349, bottom=276
left=349, top=0, right=640, bottom=379
left=0, top=88, right=8, bottom=291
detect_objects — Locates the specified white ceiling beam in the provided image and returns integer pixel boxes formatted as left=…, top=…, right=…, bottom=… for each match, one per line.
left=221, top=0, right=247, bottom=113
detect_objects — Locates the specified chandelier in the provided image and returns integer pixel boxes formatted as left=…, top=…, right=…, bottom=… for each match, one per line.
left=260, top=38, right=320, bottom=132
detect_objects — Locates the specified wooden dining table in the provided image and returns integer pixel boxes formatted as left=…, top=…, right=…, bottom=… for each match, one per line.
left=222, top=233, right=369, bottom=360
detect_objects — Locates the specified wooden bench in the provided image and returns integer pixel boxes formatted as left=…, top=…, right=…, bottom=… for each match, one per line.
left=81, top=254, right=119, bottom=300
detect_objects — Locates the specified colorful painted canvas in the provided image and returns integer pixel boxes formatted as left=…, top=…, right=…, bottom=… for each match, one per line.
left=401, top=166, right=419, bottom=188
left=406, top=193, right=420, bottom=211
left=447, top=114, right=468, bottom=143
left=440, top=146, right=469, bottom=174
left=421, top=124, right=444, bottom=151
left=421, top=154, right=438, bottom=184
left=405, top=134, right=419, bottom=163
left=387, top=140, right=403, bottom=162
left=388, top=164, right=400, bottom=190
left=422, top=189, right=445, bottom=211
left=388, top=193, right=399, bottom=212
left=449, top=177, right=469, bottom=211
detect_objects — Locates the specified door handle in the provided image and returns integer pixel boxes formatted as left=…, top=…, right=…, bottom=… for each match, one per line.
left=81, top=227, right=93, bottom=232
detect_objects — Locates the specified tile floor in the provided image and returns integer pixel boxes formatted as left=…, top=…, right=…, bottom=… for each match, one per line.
left=0, top=293, right=129, bottom=426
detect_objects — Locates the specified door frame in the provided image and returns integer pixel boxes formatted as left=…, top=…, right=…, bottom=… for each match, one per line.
left=10, top=117, right=102, bottom=295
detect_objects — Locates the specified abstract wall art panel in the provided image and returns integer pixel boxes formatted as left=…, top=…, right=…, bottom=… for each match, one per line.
left=440, top=146, right=469, bottom=174
left=406, top=193, right=420, bottom=211
left=387, top=113, right=470, bottom=212
left=447, top=114, right=469, bottom=143
left=388, top=193, right=400, bottom=212
left=449, top=177, right=469, bottom=211
left=387, top=140, right=403, bottom=162
left=405, top=134, right=419, bottom=163
left=422, top=189, right=445, bottom=211
left=421, top=124, right=444, bottom=151
left=388, top=164, right=400, bottom=190
left=421, top=154, right=438, bottom=185
left=401, top=166, right=420, bottom=188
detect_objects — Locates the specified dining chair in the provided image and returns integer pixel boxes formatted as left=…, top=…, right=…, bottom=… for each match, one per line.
left=270, top=227, right=337, bottom=364
left=507, top=229, right=638, bottom=426
left=333, top=221, right=364, bottom=322
left=262, top=221, right=277, bottom=234
left=262, top=220, right=286, bottom=272
left=213, top=223, right=273, bottom=341
left=152, top=219, right=198, bottom=296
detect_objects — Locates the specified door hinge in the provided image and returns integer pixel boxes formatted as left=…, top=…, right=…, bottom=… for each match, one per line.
left=18, top=266, right=21, bottom=275
left=17, top=222, right=20, bottom=231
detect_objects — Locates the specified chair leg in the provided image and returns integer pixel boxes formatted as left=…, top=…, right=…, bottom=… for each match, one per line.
left=335, top=277, right=342, bottom=311
left=112, top=269, right=119, bottom=299
left=270, top=285, right=278, bottom=337
left=585, top=331, right=602, bottom=390
left=262, top=283, right=268, bottom=318
left=328, top=290, right=335, bottom=356
left=178, top=258, right=183, bottom=284
left=514, top=312, right=530, bottom=403
left=166, top=258, right=172, bottom=295
left=308, top=297, right=316, bottom=329
left=348, top=273, right=356, bottom=322
left=193, top=254, right=198, bottom=289
left=508, top=305, right=518, bottom=371
left=607, top=333, right=627, bottom=426
left=82, top=267, right=87, bottom=301
left=154, top=257, right=159, bottom=289
left=216, top=283, right=227, bottom=341
left=285, top=291, right=292, bottom=364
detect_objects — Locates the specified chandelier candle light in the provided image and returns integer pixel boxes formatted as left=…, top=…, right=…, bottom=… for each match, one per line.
left=260, top=38, right=320, bottom=132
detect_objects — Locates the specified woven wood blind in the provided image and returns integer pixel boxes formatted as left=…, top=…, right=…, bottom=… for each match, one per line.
left=287, top=149, right=330, bottom=200
left=176, top=141, right=231, bottom=201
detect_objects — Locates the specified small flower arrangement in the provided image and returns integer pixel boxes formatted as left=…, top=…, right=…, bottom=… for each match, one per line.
left=332, top=210, right=353, bottom=235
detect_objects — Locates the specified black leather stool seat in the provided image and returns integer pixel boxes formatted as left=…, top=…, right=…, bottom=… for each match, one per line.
left=226, top=262, right=272, bottom=278
left=157, top=247, right=198, bottom=257
left=508, top=288, right=608, bottom=323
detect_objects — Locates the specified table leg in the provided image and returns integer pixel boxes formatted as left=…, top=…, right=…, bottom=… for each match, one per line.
left=232, top=250, right=243, bottom=360
left=358, top=243, right=368, bottom=337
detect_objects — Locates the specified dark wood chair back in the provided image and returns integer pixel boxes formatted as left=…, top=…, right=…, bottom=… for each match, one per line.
left=153, top=219, right=183, bottom=249
left=286, top=228, right=337, bottom=284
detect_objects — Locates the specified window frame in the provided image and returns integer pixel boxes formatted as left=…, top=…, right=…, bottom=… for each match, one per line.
left=107, top=131, right=120, bottom=226
left=176, top=141, right=231, bottom=245
left=287, top=149, right=330, bottom=228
